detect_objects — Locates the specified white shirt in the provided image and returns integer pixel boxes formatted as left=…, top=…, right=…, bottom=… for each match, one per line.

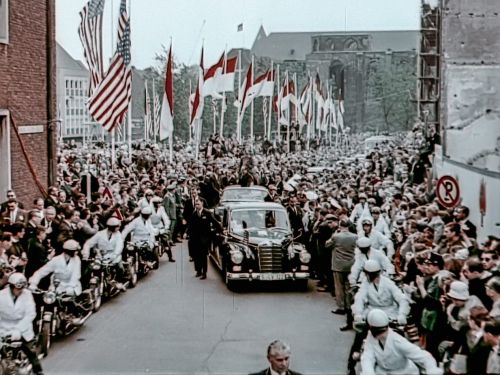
left=122, top=216, right=157, bottom=247
left=29, top=254, right=82, bottom=296
left=0, top=288, right=36, bottom=341
left=82, top=229, right=124, bottom=263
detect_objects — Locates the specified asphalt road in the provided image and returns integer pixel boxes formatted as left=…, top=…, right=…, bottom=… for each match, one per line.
left=42, top=241, right=353, bottom=375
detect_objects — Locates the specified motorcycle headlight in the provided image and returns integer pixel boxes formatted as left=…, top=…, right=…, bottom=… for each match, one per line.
left=299, top=251, right=311, bottom=264
left=43, top=291, right=57, bottom=305
left=230, top=250, right=244, bottom=265
left=92, top=262, right=101, bottom=271
left=127, top=243, right=135, bottom=250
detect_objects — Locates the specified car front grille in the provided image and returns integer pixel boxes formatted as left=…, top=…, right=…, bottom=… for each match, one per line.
left=258, top=247, right=283, bottom=272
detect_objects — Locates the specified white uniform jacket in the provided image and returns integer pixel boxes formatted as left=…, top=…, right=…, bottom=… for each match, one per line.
left=357, top=231, right=395, bottom=259
left=122, top=216, right=157, bottom=247
left=150, top=206, right=170, bottom=230
left=0, top=288, right=36, bottom=341
left=349, top=248, right=395, bottom=286
left=352, top=275, right=410, bottom=321
left=29, top=254, right=82, bottom=296
left=82, top=229, right=124, bottom=264
left=361, top=329, right=442, bottom=375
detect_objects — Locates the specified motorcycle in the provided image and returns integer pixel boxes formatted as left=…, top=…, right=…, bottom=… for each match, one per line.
left=125, top=241, right=159, bottom=276
left=0, top=336, right=33, bottom=375
left=31, top=281, right=93, bottom=357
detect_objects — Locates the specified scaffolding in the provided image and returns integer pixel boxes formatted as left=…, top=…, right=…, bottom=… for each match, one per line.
left=416, top=0, right=441, bottom=139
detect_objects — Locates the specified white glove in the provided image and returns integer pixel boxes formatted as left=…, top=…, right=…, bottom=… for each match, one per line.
left=397, top=315, right=407, bottom=325
left=354, top=314, right=364, bottom=323
left=29, top=283, right=38, bottom=292
left=10, top=330, right=21, bottom=341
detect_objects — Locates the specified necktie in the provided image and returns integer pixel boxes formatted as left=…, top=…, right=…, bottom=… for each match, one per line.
left=379, top=340, right=384, bottom=350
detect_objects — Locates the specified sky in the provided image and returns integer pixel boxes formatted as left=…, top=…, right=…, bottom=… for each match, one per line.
left=56, top=0, right=421, bottom=70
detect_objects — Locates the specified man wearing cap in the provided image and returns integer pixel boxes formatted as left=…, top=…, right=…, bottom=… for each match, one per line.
left=349, top=237, right=394, bottom=286
left=29, top=239, right=82, bottom=297
left=445, top=280, right=484, bottom=333
left=358, top=217, right=395, bottom=259
left=349, top=193, right=368, bottom=224
left=0, top=273, right=44, bottom=375
left=151, top=197, right=175, bottom=262
left=361, top=309, right=442, bottom=375
left=163, top=184, right=178, bottom=245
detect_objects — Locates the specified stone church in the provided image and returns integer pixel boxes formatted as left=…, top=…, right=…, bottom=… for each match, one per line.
left=250, top=26, right=418, bottom=132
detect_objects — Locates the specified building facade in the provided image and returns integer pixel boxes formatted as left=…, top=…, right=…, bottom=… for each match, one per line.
left=0, top=0, right=57, bottom=205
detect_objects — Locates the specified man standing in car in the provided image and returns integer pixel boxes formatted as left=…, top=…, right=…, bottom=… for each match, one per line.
left=187, top=198, right=221, bottom=280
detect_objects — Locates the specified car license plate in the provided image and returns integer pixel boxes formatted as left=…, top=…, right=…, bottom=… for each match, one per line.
left=260, top=273, right=285, bottom=281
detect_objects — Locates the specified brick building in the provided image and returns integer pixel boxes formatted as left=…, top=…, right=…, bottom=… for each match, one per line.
left=0, top=0, right=57, bottom=206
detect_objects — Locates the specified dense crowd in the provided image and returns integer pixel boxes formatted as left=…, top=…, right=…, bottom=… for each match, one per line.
left=0, top=126, right=498, bottom=375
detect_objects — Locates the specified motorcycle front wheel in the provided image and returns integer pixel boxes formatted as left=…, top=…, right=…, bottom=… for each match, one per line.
left=40, top=320, right=51, bottom=357
left=128, top=258, right=138, bottom=288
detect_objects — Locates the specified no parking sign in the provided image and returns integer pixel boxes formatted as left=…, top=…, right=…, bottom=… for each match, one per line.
left=436, top=175, right=460, bottom=209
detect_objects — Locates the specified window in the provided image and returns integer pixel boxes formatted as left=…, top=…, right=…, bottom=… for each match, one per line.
left=0, top=0, right=8, bottom=44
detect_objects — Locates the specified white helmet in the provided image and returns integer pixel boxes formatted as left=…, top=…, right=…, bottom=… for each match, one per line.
left=106, top=217, right=121, bottom=227
left=367, top=309, right=389, bottom=327
left=361, top=217, right=374, bottom=226
left=8, top=272, right=27, bottom=289
left=364, top=260, right=381, bottom=273
left=357, top=237, right=372, bottom=249
left=62, top=239, right=81, bottom=252
left=141, top=206, right=152, bottom=215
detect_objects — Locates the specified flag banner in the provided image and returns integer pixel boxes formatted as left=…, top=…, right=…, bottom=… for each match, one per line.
left=237, top=62, right=253, bottom=117
left=88, top=0, right=131, bottom=132
left=153, top=80, right=161, bottom=137
left=78, top=0, right=105, bottom=96
left=219, top=56, right=238, bottom=92
left=257, top=70, right=275, bottom=97
left=190, top=47, right=204, bottom=126
left=203, top=53, right=224, bottom=98
left=159, top=43, right=174, bottom=141
left=144, top=80, right=152, bottom=137
left=237, top=23, right=243, bottom=32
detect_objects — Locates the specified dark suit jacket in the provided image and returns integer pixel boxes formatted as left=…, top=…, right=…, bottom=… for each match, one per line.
left=287, top=206, right=304, bottom=238
left=187, top=208, right=222, bottom=251
left=249, top=368, right=303, bottom=375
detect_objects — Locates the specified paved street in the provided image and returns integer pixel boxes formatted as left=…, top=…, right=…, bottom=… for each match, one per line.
left=42, top=241, right=353, bottom=375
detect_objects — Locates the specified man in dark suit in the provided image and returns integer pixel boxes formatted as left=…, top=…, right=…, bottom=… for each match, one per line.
left=287, top=195, right=304, bottom=241
left=187, top=198, right=222, bottom=279
left=249, top=339, right=302, bottom=375
left=453, top=205, right=477, bottom=239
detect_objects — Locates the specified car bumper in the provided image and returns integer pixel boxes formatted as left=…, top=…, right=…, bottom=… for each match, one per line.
left=226, top=271, right=309, bottom=281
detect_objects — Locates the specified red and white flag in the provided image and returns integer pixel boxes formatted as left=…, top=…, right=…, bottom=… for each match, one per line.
left=159, top=43, right=174, bottom=141
left=190, top=47, right=204, bottom=126
left=238, top=62, right=254, bottom=118
left=219, top=55, right=237, bottom=92
left=203, top=53, right=224, bottom=98
left=88, top=0, right=131, bottom=132
left=238, top=68, right=274, bottom=116
left=144, top=80, right=152, bottom=137
left=256, top=70, right=275, bottom=97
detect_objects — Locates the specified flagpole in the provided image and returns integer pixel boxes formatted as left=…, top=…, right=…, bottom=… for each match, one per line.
left=189, top=79, right=192, bottom=143
left=219, top=47, right=227, bottom=137
left=237, top=49, right=242, bottom=144
left=267, top=60, right=273, bottom=141
left=286, top=71, right=290, bottom=154
left=294, top=72, right=298, bottom=153
left=276, top=64, right=280, bottom=143
left=111, top=127, right=116, bottom=169
left=250, top=55, right=255, bottom=144
left=152, top=78, right=156, bottom=143
left=144, top=79, right=148, bottom=141
left=326, top=79, right=330, bottom=148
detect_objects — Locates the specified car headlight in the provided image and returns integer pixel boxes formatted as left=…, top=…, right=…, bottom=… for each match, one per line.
left=288, top=243, right=305, bottom=258
left=230, top=243, right=253, bottom=260
left=299, top=251, right=311, bottom=264
left=230, top=250, right=244, bottom=265
left=43, top=291, right=57, bottom=305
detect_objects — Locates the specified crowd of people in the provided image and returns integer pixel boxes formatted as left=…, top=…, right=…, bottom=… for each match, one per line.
left=0, top=125, right=498, bottom=375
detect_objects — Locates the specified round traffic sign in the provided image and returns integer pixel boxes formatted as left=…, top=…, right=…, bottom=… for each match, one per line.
left=436, top=175, right=460, bottom=208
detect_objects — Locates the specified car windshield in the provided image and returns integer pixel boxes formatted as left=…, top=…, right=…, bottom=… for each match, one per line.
left=221, top=188, right=268, bottom=202
left=229, top=208, right=289, bottom=235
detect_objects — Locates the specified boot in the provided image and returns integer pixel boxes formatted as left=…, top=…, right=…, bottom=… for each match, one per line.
left=166, top=248, right=175, bottom=262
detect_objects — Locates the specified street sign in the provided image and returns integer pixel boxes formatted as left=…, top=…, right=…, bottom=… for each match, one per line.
left=436, top=175, right=460, bottom=208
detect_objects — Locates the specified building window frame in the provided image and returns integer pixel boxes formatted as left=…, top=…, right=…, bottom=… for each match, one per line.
left=0, top=0, right=9, bottom=44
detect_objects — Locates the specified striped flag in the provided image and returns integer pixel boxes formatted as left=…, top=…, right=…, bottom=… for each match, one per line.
left=153, top=79, right=161, bottom=138
left=88, top=0, right=132, bottom=132
left=78, top=0, right=105, bottom=96
left=144, top=80, right=152, bottom=138
left=159, top=43, right=174, bottom=141
left=190, top=47, right=204, bottom=126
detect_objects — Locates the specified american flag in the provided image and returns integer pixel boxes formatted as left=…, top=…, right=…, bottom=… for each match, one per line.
left=78, top=0, right=105, bottom=96
left=88, top=0, right=132, bottom=132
